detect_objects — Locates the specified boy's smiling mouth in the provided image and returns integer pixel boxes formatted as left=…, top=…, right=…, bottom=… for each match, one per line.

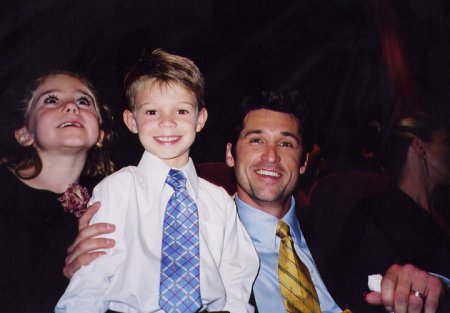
left=154, top=136, right=180, bottom=143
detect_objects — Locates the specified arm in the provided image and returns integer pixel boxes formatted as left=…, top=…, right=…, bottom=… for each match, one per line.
left=63, top=202, right=116, bottom=279
left=365, top=264, right=445, bottom=313
left=57, top=178, right=127, bottom=312
left=220, top=195, right=259, bottom=313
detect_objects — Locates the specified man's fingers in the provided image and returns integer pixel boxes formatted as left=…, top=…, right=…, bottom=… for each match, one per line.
left=67, top=222, right=115, bottom=254
left=78, top=202, right=101, bottom=231
left=407, top=293, right=424, bottom=313
left=423, top=276, right=442, bottom=313
left=63, top=251, right=106, bottom=279
left=380, top=264, right=400, bottom=312
left=364, top=291, right=382, bottom=305
left=65, top=237, right=115, bottom=265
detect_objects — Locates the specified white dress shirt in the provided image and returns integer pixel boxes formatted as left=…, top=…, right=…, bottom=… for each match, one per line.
left=56, top=152, right=258, bottom=313
left=236, top=195, right=342, bottom=313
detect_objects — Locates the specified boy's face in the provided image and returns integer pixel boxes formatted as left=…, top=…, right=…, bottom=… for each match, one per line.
left=123, top=81, right=207, bottom=168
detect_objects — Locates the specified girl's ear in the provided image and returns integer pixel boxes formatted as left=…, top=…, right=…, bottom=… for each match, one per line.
left=123, top=109, right=138, bottom=134
left=14, top=127, right=34, bottom=147
left=96, top=130, right=105, bottom=148
left=196, top=108, right=208, bottom=132
left=225, top=142, right=235, bottom=167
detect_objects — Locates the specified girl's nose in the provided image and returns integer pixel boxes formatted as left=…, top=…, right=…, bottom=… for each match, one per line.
left=63, top=102, right=79, bottom=114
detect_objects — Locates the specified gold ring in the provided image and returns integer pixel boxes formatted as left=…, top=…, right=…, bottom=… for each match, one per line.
left=411, top=289, right=426, bottom=300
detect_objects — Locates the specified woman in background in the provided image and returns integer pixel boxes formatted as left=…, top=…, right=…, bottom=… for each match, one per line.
left=325, top=111, right=450, bottom=312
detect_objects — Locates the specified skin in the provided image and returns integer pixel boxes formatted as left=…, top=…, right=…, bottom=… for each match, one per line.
left=14, top=74, right=104, bottom=193
left=225, top=109, right=304, bottom=218
left=123, top=80, right=207, bottom=168
left=398, top=130, right=450, bottom=212
left=63, top=108, right=444, bottom=313
left=421, top=130, right=450, bottom=188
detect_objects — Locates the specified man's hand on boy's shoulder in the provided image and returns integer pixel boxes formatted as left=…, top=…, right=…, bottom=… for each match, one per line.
left=63, top=202, right=116, bottom=279
left=365, top=264, right=444, bottom=313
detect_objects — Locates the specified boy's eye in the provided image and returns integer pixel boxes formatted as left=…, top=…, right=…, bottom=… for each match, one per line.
left=44, top=94, right=58, bottom=104
left=177, top=109, right=189, bottom=115
left=145, top=110, right=157, bottom=115
left=77, top=96, right=91, bottom=106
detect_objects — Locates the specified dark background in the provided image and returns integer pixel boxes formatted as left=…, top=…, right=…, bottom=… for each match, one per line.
left=1, top=0, right=449, bottom=168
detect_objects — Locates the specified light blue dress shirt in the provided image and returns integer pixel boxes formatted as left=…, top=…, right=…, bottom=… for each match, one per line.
left=236, top=195, right=342, bottom=313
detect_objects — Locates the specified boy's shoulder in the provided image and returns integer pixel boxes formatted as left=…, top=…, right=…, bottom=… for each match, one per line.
left=197, top=176, right=234, bottom=199
left=96, top=165, right=140, bottom=185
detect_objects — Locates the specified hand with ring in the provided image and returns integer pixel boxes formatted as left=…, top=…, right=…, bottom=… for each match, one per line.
left=364, top=264, right=444, bottom=313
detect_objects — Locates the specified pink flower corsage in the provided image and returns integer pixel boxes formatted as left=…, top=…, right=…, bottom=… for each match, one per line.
left=58, top=183, right=91, bottom=217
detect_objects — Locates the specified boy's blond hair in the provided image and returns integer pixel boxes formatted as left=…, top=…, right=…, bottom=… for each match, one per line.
left=124, top=48, right=205, bottom=111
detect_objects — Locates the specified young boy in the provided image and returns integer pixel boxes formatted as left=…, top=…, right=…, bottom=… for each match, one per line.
left=56, top=49, right=258, bottom=313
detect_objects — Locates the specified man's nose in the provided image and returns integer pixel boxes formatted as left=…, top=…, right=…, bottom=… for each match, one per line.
left=262, top=144, right=280, bottom=163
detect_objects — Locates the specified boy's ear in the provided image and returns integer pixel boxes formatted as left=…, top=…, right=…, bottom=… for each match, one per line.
left=196, top=108, right=208, bottom=132
left=225, top=142, right=235, bottom=167
left=123, top=109, right=138, bottom=134
left=14, top=127, right=34, bottom=147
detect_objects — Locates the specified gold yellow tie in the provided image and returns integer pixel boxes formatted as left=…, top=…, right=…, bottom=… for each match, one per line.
left=277, top=220, right=322, bottom=313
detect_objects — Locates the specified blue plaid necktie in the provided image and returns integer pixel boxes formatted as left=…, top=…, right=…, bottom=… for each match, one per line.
left=159, top=169, right=202, bottom=313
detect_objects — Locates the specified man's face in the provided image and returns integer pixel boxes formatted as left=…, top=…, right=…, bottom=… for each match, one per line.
left=226, top=109, right=303, bottom=216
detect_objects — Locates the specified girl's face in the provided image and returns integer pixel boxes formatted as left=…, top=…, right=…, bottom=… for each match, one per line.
left=18, top=74, right=104, bottom=155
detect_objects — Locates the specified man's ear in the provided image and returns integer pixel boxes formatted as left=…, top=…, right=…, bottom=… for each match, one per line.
left=196, top=108, right=208, bottom=132
left=299, top=152, right=309, bottom=175
left=14, top=127, right=34, bottom=147
left=225, top=142, right=235, bottom=167
left=123, top=109, right=138, bottom=134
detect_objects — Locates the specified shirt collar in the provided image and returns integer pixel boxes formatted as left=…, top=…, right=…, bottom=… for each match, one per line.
left=235, top=195, right=302, bottom=248
left=137, top=151, right=199, bottom=198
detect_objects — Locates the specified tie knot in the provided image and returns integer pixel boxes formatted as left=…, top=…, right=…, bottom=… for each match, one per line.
left=276, top=220, right=291, bottom=239
left=166, top=169, right=187, bottom=191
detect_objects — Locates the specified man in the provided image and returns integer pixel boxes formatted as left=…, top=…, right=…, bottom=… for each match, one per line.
left=65, top=91, right=446, bottom=313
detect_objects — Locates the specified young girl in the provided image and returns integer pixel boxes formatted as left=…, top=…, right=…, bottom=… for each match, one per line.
left=0, top=71, right=115, bottom=311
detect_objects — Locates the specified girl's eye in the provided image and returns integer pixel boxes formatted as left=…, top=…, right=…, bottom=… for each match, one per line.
left=77, top=96, right=91, bottom=106
left=145, top=110, right=157, bottom=115
left=44, top=94, right=58, bottom=104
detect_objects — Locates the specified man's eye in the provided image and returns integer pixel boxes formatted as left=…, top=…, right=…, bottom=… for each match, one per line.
left=44, top=94, right=58, bottom=104
left=279, top=141, right=294, bottom=148
left=249, top=138, right=262, bottom=144
left=145, top=110, right=157, bottom=115
left=77, top=97, right=91, bottom=106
